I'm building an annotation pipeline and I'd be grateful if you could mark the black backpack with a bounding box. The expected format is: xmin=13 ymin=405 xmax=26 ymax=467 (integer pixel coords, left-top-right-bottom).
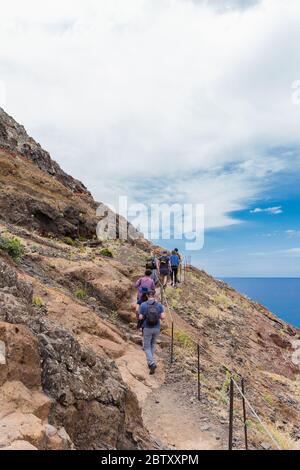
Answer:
xmin=146 ymin=301 xmax=160 ymax=327
xmin=160 ymin=256 xmax=169 ymax=265
xmin=146 ymin=257 xmax=156 ymax=270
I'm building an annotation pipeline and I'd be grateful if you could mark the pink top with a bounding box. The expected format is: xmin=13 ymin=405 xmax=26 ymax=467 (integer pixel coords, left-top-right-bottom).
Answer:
xmin=135 ymin=276 xmax=156 ymax=299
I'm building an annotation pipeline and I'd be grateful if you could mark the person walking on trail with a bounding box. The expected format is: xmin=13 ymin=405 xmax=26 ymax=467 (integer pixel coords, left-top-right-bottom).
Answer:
xmin=136 ymin=289 xmax=149 ymax=329
xmin=170 ymin=250 xmax=180 ymax=287
xmin=174 ymin=248 xmax=182 ymax=282
xmin=139 ymin=291 xmax=165 ymax=375
xmin=135 ymin=270 xmax=156 ymax=314
xmin=146 ymin=252 xmax=159 ymax=285
xmin=158 ymin=251 xmax=171 ymax=289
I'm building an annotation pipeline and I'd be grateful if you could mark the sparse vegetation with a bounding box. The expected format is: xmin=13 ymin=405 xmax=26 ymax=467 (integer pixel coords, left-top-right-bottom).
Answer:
xmin=220 ymin=370 xmax=232 ymax=402
xmin=246 ymin=420 xmax=296 ymax=450
xmin=214 ymin=293 xmax=231 ymax=308
xmin=174 ymin=330 xmax=194 ymax=350
xmin=75 ymin=289 xmax=87 ymax=299
xmin=109 ymin=310 xmax=119 ymax=324
xmin=263 ymin=393 xmax=274 ymax=406
xmin=63 ymin=236 xmax=76 ymax=247
xmin=218 ymin=369 xmax=239 ymax=405
xmin=0 ymin=235 xmax=24 ymax=262
xmin=166 ymin=287 xmax=182 ymax=310
xmin=265 ymin=424 xmax=297 ymax=450
xmin=99 ymin=247 xmax=113 ymax=258
xmin=32 ymin=296 xmax=44 ymax=308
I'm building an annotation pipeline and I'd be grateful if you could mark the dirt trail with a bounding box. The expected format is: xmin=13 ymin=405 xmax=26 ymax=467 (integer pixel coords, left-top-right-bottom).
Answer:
xmin=142 ymin=382 xmax=224 ymax=450
xmin=117 ymin=287 xmax=225 ymax=450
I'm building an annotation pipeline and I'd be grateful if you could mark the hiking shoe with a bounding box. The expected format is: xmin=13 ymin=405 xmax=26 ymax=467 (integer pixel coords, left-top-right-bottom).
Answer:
xmin=149 ymin=364 xmax=157 ymax=375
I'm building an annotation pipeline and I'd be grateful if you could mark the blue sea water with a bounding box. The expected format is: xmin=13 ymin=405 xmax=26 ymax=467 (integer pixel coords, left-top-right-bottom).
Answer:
xmin=222 ymin=278 xmax=300 ymax=329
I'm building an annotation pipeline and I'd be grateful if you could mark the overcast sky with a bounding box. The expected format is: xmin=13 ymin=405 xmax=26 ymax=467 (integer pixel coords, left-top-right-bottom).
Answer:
xmin=1 ymin=0 xmax=300 ymax=276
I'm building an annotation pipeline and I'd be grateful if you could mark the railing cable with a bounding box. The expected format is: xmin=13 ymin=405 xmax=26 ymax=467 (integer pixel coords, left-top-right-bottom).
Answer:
xmin=231 ymin=378 xmax=281 ymax=450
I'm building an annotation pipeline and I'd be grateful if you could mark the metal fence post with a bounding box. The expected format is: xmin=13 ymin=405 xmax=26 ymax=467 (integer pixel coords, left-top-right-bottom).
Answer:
xmin=241 ymin=378 xmax=248 ymax=450
xmin=197 ymin=344 xmax=201 ymax=401
xmin=170 ymin=321 xmax=174 ymax=364
xmin=229 ymin=378 xmax=234 ymax=451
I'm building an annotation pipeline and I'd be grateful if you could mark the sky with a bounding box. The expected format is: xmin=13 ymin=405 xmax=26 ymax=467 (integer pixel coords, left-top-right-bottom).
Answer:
xmin=1 ymin=0 xmax=300 ymax=276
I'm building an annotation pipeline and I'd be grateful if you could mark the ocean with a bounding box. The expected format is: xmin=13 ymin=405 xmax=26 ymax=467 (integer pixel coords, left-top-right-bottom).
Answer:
xmin=222 ymin=278 xmax=300 ymax=329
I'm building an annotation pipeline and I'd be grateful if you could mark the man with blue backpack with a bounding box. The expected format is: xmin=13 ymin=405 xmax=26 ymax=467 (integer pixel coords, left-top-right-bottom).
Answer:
xmin=139 ymin=290 xmax=165 ymax=375
xmin=170 ymin=250 xmax=180 ymax=287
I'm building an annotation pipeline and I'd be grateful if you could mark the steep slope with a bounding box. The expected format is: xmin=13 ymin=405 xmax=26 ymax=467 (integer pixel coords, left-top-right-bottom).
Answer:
xmin=0 ymin=108 xmax=300 ymax=451
xmin=0 ymin=108 xmax=152 ymax=450
xmin=0 ymin=107 xmax=143 ymax=242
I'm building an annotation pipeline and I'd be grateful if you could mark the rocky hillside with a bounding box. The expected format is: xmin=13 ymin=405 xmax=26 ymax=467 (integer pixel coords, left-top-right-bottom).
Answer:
xmin=0 ymin=108 xmax=300 ymax=451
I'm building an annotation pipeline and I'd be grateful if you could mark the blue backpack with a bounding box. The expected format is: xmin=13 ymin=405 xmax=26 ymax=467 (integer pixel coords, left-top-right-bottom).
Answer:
xmin=146 ymin=301 xmax=160 ymax=327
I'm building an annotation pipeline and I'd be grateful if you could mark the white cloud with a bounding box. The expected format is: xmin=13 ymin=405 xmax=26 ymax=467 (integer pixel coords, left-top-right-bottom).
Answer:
xmin=189 ymin=0 xmax=261 ymax=12
xmin=279 ymin=248 xmax=300 ymax=256
xmin=286 ymin=229 xmax=300 ymax=237
xmin=1 ymin=0 xmax=300 ymax=231
xmin=250 ymin=206 xmax=283 ymax=215
xmin=250 ymin=247 xmax=300 ymax=257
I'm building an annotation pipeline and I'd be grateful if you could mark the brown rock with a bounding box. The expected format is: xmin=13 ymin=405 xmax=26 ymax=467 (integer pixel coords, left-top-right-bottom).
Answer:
xmin=0 ymin=381 xmax=51 ymax=421
xmin=269 ymin=334 xmax=292 ymax=350
xmin=118 ymin=310 xmax=134 ymax=324
xmin=0 ymin=322 xmax=41 ymax=388
xmin=0 ymin=412 xmax=44 ymax=448
xmin=1 ymin=440 xmax=38 ymax=450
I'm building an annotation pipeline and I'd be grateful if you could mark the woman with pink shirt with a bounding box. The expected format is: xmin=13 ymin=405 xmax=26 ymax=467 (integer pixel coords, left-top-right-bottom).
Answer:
xmin=135 ymin=270 xmax=156 ymax=317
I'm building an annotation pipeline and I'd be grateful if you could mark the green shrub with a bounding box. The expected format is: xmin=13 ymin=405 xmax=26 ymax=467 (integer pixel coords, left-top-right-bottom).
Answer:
xmin=63 ymin=236 xmax=76 ymax=247
xmin=99 ymin=247 xmax=113 ymax=258
xmin=75 ymin=289 xmax=87 ymax=300
xmin=32 ymin=296 xmax=44 ymax=308
xmin=263 ymin=394 xmax=274 ymax=406
xmin=109 ymin=310 xmax=119 ymax=324
xmin=0 ymin=236 xmax=24 ymax=262
xmin=222 ymin=370 xmax=232 ymax=395
xmin=174 ymin=330 xmax=194 ymax=350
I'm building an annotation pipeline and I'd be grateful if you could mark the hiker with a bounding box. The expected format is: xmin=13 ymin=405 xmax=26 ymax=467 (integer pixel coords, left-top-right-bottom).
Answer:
xmin=135 ymin=270 xmax=156 ymax=314
xmin=174 ymin=248 xmax=182 ymax=282
xmin=170 ymin=250 xmax=180 ymax=287
xmin=158 ymin=251 xmax=171 ymax=288
xmin=146 ymin=252 xmax=159 ymax=284
xmin=139 ymin=290 xmax=165 ymax=375
xmin=136 ymin=289 xmax=149 ymax=329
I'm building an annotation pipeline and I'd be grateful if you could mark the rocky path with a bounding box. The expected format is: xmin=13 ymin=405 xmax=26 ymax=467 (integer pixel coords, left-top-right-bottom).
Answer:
xmin=142 ymin=382 xmax=224 ymax=450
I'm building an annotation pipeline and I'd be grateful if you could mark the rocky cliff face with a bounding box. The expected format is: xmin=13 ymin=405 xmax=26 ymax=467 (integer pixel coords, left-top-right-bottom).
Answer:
xmin=0 ymin=108 xmax=299 ymax=450
xmin=0 ymin=108 xmax=91 ymax=197
xmin=0 ymin=108 xmax=152 ymax=450
xmin=0 ymin=255 xmax=150 ymax=450
xmin=0 ymin=107 xmax=143 ymax=243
